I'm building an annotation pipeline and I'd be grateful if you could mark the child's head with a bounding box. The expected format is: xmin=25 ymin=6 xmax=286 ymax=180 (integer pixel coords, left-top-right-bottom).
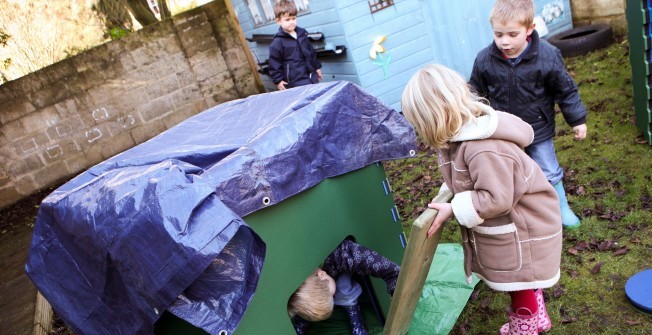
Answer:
xmin=274 ymin=0 xmax=298 ymax=34
xmin=489 ymin=0 xmax=535 ymax=58
xmin=287 ymin=269 xmax=336 ymax=321
xmin=490 ymin=0 xmax=534 ymax=28
xmin=401 ymin=64 xmax=487 ymax=149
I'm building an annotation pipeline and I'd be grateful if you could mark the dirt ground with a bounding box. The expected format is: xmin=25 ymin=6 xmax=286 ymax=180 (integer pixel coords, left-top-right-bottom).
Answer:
xmin=0 ymin=188 xmax=54 ymax=335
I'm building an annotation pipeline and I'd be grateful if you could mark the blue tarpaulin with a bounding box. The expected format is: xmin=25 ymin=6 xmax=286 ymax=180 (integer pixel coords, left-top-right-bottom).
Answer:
xmin=25 ymin=81 xmax=417 ymax=334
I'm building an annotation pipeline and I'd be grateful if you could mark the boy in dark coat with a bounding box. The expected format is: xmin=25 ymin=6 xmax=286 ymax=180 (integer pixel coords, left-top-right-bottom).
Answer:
xmin=469 ymin=0 xmax=588 ymax=229
xmin=269 ymin=0 xmax=322 ymax=90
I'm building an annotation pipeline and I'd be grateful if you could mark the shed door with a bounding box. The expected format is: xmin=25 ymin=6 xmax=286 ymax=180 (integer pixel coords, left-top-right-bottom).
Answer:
xmin=420 ymin=0 xmax=494 ymax=79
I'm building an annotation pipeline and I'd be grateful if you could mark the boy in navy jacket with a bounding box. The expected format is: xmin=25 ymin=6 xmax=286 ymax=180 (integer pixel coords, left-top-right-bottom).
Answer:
xmin=269 ymin=0 xmax=322 ymax=90
xmin=469 ymin=0 xmax=588 ymax=229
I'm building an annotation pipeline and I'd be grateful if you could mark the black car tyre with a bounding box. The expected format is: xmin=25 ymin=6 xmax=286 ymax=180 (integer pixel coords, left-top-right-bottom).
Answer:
xmin=547 ymin=24 xmax=613 ymax=57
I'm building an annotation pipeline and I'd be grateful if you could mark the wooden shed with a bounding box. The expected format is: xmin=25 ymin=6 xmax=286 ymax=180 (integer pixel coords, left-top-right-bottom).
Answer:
xmin=231 ymin=0 xmax=572 ymax=111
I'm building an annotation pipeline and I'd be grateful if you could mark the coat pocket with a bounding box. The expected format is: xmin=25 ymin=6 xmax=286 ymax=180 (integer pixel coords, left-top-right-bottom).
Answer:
xmin=471 ymin=223 xmax=521 ymax=271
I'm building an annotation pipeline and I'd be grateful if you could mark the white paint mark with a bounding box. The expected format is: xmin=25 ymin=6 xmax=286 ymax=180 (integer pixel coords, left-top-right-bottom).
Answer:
xmin=46 ymin=145 xmax=63 ymax=159
xmin=56 ymin=124 xmax=73 ymax=137
xmin=85 ymin=128 xmax=102 ymax=143
xmin=118 ymin=114 xmax=135 ymax=128
xmin=92 ymin=107 xmax=109 ymax=121
xmin=20 ymin=138 xmax=38 ymax=153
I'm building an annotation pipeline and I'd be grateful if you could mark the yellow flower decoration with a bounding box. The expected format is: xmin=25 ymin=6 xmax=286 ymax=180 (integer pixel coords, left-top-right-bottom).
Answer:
xmin=369 ymin=35 xmax=387 ymax=60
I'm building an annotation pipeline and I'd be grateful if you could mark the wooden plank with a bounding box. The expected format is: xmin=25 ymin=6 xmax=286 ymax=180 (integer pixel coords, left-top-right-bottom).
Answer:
xmin=33 ymin=291 xmax=52 ymax=335
xmin=383 ymin=188 xmax=453 ymax=335
xmin=225 ymin=0 xmax=265 ymax=93
xmin=0 ymin=226 xmax=37 ymax=335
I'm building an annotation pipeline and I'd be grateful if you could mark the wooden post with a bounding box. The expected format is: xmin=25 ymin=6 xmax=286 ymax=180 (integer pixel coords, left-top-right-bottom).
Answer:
xmin=33 ymin=291 xmax=52 ymax=335
xmin=383 ymin=189 xmax=453 ymax=335
xmin=224 ymin=0 xmax=266 ymax=94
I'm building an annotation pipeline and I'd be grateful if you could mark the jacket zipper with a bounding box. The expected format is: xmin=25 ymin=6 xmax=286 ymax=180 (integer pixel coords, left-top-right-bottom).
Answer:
xmin=509 ymin=66 xmax=516 ymax=113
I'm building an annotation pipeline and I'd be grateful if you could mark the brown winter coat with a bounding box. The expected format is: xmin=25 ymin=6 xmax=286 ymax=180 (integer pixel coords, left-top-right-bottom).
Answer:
xmin=437 ymin=106 xmax=562 ymax=291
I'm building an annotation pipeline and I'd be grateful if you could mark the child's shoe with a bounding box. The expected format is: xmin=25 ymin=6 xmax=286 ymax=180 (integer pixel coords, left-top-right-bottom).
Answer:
xmin=534 ymin=289 xmax=552 ymax=332
xmin=553 ymin=181 xmax=580 ymax=229
xmin=499 ymin=307 xmax=538 ymax=335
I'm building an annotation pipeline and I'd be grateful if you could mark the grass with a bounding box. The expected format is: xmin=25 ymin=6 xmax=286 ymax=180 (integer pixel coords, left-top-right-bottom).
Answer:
xmin=384 ymin=38 xmax=652 ymax=334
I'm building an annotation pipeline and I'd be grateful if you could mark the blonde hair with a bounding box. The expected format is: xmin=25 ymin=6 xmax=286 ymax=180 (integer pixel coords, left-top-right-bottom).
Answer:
xmin=274 ymin=0 xmax=298 ymax=19
xmin=287 ymin=269 xmax=334 ymax=321
xmin=490 ymin=0 xmax=534 ymax=27
xmin=401 ymin=64 xmax=487 ymax=149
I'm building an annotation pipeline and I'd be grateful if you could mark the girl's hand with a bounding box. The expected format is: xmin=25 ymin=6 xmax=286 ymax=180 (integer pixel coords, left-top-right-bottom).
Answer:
xmin=426 ymin=202 xmax=453 ymax=238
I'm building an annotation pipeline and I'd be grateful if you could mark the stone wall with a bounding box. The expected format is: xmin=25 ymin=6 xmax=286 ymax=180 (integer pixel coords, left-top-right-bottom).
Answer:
xmin=0 ymin=0 xmax=264 ymax=209
xmin=571 ymin=0 xmax=628 ymax=36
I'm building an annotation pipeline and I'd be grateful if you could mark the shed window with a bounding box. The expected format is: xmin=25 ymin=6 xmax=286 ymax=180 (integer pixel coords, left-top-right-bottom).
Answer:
xmin=246 ymin=0 xmax=310 ymax=26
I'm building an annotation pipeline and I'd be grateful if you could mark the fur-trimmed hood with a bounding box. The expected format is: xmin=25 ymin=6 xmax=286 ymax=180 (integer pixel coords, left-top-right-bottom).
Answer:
xmin=450 ymin=105 xmax=535 ymax=149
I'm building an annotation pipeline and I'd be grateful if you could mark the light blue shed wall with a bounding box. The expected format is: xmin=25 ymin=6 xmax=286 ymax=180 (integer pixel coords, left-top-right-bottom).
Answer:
xmin=231 ymin=0 xmax=572 ymax=111
xmin=232 ymin=1 xmax=359 ymax=92
xmin=333 ymin=0 xmax=494 ymax=111
xmin=333 ymin=0 xmax=572 ymax=111
xmin=420 ymin=1 xmax=495 ymax=79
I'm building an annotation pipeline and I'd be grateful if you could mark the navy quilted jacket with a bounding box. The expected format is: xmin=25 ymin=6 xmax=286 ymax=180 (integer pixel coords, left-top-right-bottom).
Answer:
xmin=469 ymin=30 xmax=587 ymax=144
xmin=268 ymin=26 xmax=321 ymax=87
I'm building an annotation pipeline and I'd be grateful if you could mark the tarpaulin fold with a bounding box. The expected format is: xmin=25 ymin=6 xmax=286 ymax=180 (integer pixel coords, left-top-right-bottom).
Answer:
xmin=25 ymin=81 xmax=417 ymax=334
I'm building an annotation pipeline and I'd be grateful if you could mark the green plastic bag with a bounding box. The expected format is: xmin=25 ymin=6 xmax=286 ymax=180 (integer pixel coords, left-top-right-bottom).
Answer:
xmin=409 ymin=243 xmax=480 ymax=335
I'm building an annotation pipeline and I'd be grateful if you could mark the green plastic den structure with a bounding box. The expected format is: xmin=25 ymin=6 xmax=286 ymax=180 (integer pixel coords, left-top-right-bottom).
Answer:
xmin=25 ymin=81 xmax=417 ymax=335
xmin=626 ymin=0 xmax=652 ymax=144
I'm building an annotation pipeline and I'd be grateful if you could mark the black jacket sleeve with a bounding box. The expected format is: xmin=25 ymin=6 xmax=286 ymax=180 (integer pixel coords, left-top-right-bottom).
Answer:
xmin=469 ymin=50 xmax=488 ymax=97
xmin=548 ymin=48 xmax=587 ymax=126
xmin=268 ymin=38 xmax=285 ymax=84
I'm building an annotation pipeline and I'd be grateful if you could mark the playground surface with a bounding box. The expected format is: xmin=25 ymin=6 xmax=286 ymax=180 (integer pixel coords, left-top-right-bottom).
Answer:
xmin=0 ymin=223 xmax=36 ymax=335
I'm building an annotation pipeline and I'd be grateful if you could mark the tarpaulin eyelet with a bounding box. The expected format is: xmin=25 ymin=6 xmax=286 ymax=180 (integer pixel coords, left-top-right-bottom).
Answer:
xmin=409 ymin=149 xmax=416 ymax=157
xmin=262 ymin=197 xmax=271 ymax=206
xmin=219 ymin=331 xmax=228 ymax=335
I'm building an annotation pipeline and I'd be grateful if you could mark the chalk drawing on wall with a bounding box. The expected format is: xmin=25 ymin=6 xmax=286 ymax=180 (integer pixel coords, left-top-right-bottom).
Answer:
xmin=20 ymin=138 xmax=38 ymax=154
xmin=85 ymin=128 xmax=103 ymax=143
xmin=56 ymin=124 xmax=73 ymax=137
xmin=92 ymin=107 xmax=109 ymax=121
xmin=118 ymin=114 xmax=136 ymax=128
xmin=46 ymin=145 xmax=64 ymax=159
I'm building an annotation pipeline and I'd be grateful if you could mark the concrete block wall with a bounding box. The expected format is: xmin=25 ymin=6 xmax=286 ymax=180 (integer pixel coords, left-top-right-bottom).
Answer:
xmin=0 ymin=0 xmax=263 ymax=209
xmin=571 ymin=0 xmax=628 ymax=36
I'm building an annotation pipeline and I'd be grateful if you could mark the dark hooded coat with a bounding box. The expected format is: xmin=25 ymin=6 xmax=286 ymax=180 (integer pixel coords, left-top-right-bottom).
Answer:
xmin=469 ymin=30 xmax=587 ymax=144
xmin=268 ymin=26 xmax=321 ymax=88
